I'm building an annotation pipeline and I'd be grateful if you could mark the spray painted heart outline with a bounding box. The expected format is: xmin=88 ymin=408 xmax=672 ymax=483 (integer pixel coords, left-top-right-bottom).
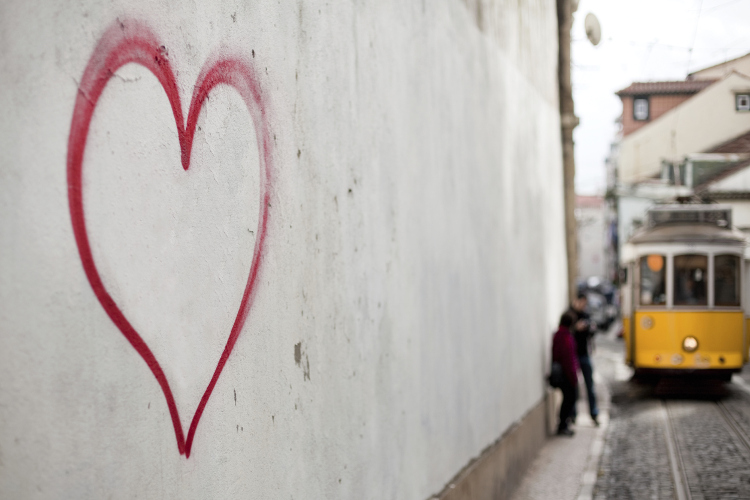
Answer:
xmin=67 ymin=19 xmax=273 ymax=458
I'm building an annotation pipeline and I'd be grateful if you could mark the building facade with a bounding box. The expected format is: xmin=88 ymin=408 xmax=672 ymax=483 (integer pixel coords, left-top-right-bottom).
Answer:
xmin=611 ymin=54 xmax=750 ymax=267
xmin=576 ymin=195 xmax=607 ymax=281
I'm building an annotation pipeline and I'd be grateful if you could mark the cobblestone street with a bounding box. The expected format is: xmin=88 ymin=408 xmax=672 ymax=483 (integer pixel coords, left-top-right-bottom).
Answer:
xmin=594 ymin=327 xmax=750 ymax=499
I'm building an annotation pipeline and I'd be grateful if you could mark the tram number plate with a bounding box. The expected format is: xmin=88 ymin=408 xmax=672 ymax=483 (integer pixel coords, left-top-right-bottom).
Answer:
xmin=694 ymin=354 xmax=710 ymax=367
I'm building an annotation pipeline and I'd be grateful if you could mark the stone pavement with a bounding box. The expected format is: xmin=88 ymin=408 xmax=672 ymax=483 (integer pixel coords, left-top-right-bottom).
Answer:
xmin=510 ymin=391 xmax=609 ymax=500
xmin=510 ymin=325 xmax=623 ymax=500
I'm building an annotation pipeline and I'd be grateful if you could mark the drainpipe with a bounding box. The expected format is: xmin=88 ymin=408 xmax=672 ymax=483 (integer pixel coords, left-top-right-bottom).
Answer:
xmin=558 ymin=0 xmax=579 ymax=304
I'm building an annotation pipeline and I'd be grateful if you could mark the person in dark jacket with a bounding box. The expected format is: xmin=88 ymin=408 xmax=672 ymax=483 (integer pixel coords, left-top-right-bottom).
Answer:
xmin=569 ymin=294 xmax=599 ymax=426
xmin=552 ymin=312 xmax=579 ymax=436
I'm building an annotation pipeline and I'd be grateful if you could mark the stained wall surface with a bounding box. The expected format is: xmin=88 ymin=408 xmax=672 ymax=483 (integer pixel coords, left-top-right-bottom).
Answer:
xmin=0 ymin=1 xmax=567 ymax=498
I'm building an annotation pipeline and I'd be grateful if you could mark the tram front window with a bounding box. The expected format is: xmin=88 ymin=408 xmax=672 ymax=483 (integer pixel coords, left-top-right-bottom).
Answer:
xmin=714 ymin=254 xmax=740 ymax=307
xmin=673 ymin=254 xmax=708 ymax=306
xmin=640 ymin=254 xmax=666 ymax=305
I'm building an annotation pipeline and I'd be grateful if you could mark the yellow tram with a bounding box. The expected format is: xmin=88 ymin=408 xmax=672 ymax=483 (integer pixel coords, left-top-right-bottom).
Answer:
xmin=621 ymin=204 xmax=748 ymax=379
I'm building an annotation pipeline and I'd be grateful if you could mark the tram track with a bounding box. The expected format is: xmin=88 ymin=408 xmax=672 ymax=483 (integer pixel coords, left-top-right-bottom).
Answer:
xmin=661 ymin=397 xmax=750 ymax=500
xmin=592 ymin=335 xmax=750 ymax=498
xmin=661 ymin=400 xmax=692 ymax=500
xmin=715 ymin=400 xmax=750 ymax=457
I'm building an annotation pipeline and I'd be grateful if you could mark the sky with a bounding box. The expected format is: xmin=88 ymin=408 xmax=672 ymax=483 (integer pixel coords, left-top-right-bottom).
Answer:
xmin=571 ymin=0 xmax=750 ymax=195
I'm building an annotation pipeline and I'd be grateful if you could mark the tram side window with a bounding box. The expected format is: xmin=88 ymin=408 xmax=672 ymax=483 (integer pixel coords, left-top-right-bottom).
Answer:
xmin=640 ymin=254 xmax=666 ymax=305
xmin=673 ymin=254 xmax=708 ymax=306
xmin=714 ymin=254 xmax=740 ymax=306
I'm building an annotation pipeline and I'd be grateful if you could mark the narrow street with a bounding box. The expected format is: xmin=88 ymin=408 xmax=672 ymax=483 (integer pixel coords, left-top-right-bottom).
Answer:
xmin=594 ymin=326 xmax=750 ymax=499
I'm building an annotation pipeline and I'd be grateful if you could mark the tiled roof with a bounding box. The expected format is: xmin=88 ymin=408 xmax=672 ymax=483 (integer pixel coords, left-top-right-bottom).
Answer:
xmin=693 ymin=158 xmax=750 ymax=192
xmin=576 ymin=195 xmax=604 ymax=208
xmin=693 ymin=130 xmax=750 ymax=191
xmin=707 ymin=129 xmax=750 ymax=154
xmin=616 ymin=80 xmax=716 ymax=96
xmin=702 ymin=191 xmax=750 ymax=200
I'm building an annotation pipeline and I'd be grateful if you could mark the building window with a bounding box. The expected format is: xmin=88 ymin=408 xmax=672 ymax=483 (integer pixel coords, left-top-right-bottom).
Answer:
xmin=736 ymin=94 xmax=750 ymax=111
xmin=633 ymin=97 xmax=649 ymax=121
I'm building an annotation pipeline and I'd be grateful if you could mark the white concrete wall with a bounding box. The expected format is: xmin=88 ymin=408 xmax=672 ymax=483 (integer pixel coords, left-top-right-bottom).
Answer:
xmin=706 ymin=168 xmax=750 ymax=229
xmin=618 ymin=196 xmax=654 ymax=262
xmin=727 ymin=201 xmax=750 ymax=230
xmin=618 ymin=73 xmax=750 ymax=183
xmin=690 ymin=53 xmax=750 ymax=80
xmin=0 ymin=2 xmax=567 ymax=499
xmin=710 ymin=166 xmax=750 ymax=192
xmin=576 ymin=203 xmax=606 ymax=280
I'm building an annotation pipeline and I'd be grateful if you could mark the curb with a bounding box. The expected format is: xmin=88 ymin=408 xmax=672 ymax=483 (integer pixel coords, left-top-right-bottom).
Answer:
xmin=574 ymin=411 xmax=608 ymax=500
xmin=575 ymin=368 xmax=612 ymax=500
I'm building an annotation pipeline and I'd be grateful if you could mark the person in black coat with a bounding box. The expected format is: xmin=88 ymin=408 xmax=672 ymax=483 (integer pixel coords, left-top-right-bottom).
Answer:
xmin=569 ymin=293 xmax=599 ymax=426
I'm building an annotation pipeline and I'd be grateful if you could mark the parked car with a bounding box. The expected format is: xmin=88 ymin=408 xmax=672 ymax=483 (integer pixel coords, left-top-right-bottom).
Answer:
xmin=577 ymin=277 xmax=618 ymax=331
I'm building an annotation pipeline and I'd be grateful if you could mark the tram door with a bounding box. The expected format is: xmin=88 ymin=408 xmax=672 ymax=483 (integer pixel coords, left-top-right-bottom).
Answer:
xmin=621 ymin=261 xmax=635 ymax=366
xmin=745 ymin=256 xmax=750 ymax=362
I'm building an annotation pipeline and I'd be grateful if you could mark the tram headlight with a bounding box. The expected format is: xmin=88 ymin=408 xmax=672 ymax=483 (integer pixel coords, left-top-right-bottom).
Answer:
xmin=682 ymin=336 xmax=699 ymax=353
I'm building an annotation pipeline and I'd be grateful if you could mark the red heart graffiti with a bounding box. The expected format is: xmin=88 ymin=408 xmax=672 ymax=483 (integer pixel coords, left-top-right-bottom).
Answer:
xmin=66 ymin=19 xmax=273 ymax=458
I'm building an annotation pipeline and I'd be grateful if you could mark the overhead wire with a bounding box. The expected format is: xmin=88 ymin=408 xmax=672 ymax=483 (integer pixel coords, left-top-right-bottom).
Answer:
xmin=686 ymin=0 xmax=704 ymax=74
xmin=573 ymin=38 xmax=748 ymax=53
xmin=704 ymin=0 xmax=746 ymax=13
xmin=669 ymin=0 xmax=705 ymax=163
xmin=572 ymin=0 xmax=748 ymax=192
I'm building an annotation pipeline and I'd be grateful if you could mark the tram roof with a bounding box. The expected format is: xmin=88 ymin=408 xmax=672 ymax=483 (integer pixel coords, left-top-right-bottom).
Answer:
xmin=630 ymin=223 xmax=747 ymax=245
